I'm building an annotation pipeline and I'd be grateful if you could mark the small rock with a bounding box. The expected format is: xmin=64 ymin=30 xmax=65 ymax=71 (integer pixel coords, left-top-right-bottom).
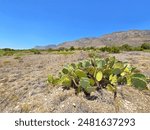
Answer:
xmin=73 ymin=103 xmax=76 ymax=107
xmin=61 ymin=105 xmax=65 ymax=108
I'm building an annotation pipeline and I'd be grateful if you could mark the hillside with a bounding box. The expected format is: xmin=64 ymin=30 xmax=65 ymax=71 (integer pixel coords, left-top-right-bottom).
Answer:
xmin=35 ymin=30 xmax=150 ymax=49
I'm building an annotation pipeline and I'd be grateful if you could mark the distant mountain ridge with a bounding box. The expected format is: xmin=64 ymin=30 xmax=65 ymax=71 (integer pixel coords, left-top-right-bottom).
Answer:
xmin=34 ymin=30 xmax=150 ymax=49
xmin=34 ymin=45 xmax=57 ymax=49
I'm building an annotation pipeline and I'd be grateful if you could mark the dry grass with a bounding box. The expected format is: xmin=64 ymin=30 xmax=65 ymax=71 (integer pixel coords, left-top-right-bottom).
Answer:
xmin=0 ymin=51 xmax=150 ymax=113
xmin=3 ymin=60 xmax=11 ymax=64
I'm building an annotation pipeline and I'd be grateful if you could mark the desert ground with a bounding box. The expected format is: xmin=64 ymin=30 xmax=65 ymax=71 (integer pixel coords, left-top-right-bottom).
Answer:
xmin=0 ymin=51 xmax=150 ymax=112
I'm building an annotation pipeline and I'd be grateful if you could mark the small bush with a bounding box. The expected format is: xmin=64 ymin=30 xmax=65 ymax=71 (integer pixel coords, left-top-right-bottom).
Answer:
xmin=3 ymin=51 xmax=14 ymax=56
xmin=132 ymin=47 xmax=143 ymax=51
xmin=77 ymin=47 xmax=82 ymax=50
xmin=88 ymin=51 xmax=99 ymax=58
xmin=47 ymin=48 xmax=54 ymax=52
xmin=111 ymin=47 xmax=120 ymax=53
xmin=100 ymin=46 xmax=120 ymax=53
xmin=30 ymin=49 xmax=41 ymax=54
xmin=100 ymin=46 xmax=110 ymax=52
xmin=141 ymin=43 xmax=150 ymax=49
xmin=0 ymin=48 xmax=15 ymax=56
xmin=89 ymin=46 xmax=95 ymax=50
xmin=70 ymin=46 xmax=75 ymax=51
xmin=2 ymin=48 xmax=14 ymax=51
xmin=55 ymin=51 xmax=74 ymax=55
xmin=120 ymin=44 xmax=132 ymax=51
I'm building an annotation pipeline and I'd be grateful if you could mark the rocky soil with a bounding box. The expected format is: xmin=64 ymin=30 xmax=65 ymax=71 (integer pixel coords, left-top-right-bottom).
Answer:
xmin=0 ymin=51 xmax=150 ymax=113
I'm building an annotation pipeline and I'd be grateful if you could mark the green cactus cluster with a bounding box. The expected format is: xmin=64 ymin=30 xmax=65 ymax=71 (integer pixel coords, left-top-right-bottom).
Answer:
xmin=48 ymin=57 xmax=149 ymax=98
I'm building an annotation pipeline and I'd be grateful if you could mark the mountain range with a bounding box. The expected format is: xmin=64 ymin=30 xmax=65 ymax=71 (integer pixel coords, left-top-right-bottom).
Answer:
xmin=34 ymin=30 xmax=150 ymax=49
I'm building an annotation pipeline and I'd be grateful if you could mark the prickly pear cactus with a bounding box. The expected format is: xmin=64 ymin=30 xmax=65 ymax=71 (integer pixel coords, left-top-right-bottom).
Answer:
xmin=48 ymin=56 xmax=149 ymax=98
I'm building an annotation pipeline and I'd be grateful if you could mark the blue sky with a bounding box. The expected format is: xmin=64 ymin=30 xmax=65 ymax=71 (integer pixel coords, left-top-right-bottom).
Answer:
xmin=0 ymin=0 xmax=150 ymax=49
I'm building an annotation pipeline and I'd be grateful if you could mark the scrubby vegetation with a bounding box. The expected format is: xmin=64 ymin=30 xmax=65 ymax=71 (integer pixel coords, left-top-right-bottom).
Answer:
xmin=0 ymin=43 xmax=150 ymax=57
xmin=0 ymin=48 xmax=15 ymax=56
xmin=48 ymin=56 xmax=149 ymax=100
xmin=99 ymin=46 xmax=120 ymax=53
xmin=141 ymin=43 xmax=150 ymax=50
xmin=70 ymin=46 xmax=75 ymax=51
xmin=29 ymin=49 xmax=41 ymax=54
xmin=78 ymin=43 xmax=150 ymax=53
xmin=119 ymin=44 xmax=133 ymax=51
xmin=52 ymin=50 xmax=74 ymax=55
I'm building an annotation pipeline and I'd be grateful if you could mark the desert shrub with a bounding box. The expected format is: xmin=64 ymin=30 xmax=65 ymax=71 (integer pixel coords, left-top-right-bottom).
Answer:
xmin=0 ymin=50 xmax=4 ymax=56
xmin=30 ymin=49 xmax=41 ymax=54
xmin=120 ymin=44 xmax=133 ymax=51
xmin=70 ymin=46 xmax=75 ymax=51
xmin=0 ymin=48 xmax=15 ymax=56
xmin=100 ymin=46 xmax=110 ymax=52
xmin=55 ymin=51 xmax=74 ymax=55
xmin=132 ymin=47 xmax=143 ymax=51
xmin=85 ymin=46 xmax=95 ymax=50
xmin=141 ymin=43 xmax=150 ymax=49
xmin=47 ymin=48 xmax=54 ymax=52
xmin=88 ymin=51 xmax=99 ymax=58
xmin=76 ymin=47 xmax=82 ymax=50
xmin=84 ymin=47 xmax=89 ymax=50
xmin=111 ymin=46 xmax=120 ymax=53
xmin=100 ymin=46 xmax=120 ymax=53
xmin=2 ymin=48 xmax=14 ymax=51
xmin=3 ymin=51 xmax=14 ymax=56
xmin=88 ymin=51 xmax=96 ymax=58
xmin=48 ymin=56 xmax=149 ymax=99
xmin=82 ymin=47 xmax=85 ymax=50
xmin=89 ymin=46 xmax=95 ymax=50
